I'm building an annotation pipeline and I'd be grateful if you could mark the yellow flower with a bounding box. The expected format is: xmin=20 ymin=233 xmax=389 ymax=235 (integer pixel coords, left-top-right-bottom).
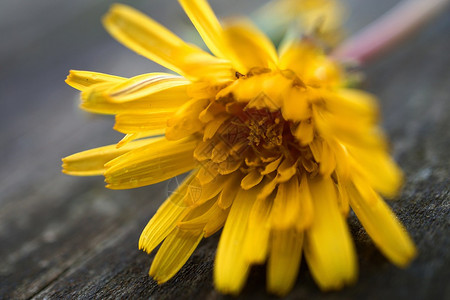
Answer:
xmin=62 ymin=0 xmax=416 ymax=296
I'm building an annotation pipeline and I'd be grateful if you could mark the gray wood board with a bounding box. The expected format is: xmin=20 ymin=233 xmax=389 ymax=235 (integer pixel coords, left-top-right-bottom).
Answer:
xmin=0 ymin=0 xmax=449 ymax=299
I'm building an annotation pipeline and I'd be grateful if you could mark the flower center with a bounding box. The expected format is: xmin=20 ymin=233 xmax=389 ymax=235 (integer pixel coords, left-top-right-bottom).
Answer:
xmin=194 ymin=94 xmax=319 ymax=181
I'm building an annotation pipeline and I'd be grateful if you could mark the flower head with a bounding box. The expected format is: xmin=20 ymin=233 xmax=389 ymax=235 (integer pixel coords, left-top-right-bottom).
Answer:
xmin=63 ymin=0 xmax=416 ymax=296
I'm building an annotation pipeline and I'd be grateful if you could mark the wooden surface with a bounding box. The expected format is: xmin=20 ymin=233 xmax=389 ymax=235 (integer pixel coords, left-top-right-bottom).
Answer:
xmin=0 ymin=0 xmax=449 ymax=299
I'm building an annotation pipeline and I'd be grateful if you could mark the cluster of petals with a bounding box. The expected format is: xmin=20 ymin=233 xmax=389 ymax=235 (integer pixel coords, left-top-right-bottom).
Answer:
xmin=63 ymin=0 xmax=416 ymax=296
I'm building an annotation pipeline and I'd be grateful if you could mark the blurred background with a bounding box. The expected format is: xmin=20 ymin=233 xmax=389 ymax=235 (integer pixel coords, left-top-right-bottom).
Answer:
xmin=0 ymin=0 xmax=449 ymax=299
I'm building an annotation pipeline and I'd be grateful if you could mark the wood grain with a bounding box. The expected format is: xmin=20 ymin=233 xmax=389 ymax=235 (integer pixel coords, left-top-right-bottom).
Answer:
xmin=0 ymin=1 xmax=448 ymax=299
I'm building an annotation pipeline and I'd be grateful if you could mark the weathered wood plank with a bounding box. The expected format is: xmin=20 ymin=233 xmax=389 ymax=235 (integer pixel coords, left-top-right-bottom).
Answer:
xmin=0 ymin=0 xmax=449 ymax=299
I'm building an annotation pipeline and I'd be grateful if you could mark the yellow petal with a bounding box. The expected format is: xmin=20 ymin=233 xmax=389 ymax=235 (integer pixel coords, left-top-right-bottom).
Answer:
xmin=103 ymin=4 xmax=232 ymax=81
xmin=165 ymin=98 xmax=209 ymax=140
xmin=301 ymin=155 xmax=317 ymax=173
xmin=217 ymin=172 xmax=242 ymax=209
xmin=178 ymin=196 xmax=216 ymax=226
xmin=280 ymin=40 xmax=343 ymax=87
xmin=217 ymin=75 xmax=266 ymax=103
xmin=62 ymin=138 xmax=159 ymax=176
xmin=202 ymin=142 xmax=229 ymax=163
xmin=106 ymin=73 xmax=190 ymax=103
xmin=324 ymin=88 xmax=378 ymax=121
xmin=267 ymin=229 xmax=303 ymax=296
xmin=253 ymin=72 xmax=292 ymax=109
xmin=276 ymin=157 xmax=298 ymax=183
xmin=332 ymin=140 xmax=351 ymax=180
xmin=194 ymin=139 xmax=215 ymax=161
xmin=199 ymin=100 xmax=226 ymax=123
xmin=203 ymin=209 xmax=230 ymax=238
xmin=80 ymin=82 xmax=189 ymax=115
xmin=217 ymin=157 xmax=242 ymax=175
xmin=203 ymin=206 xmax=229 ymax=237
xmin=309 ymin=137 xmax=322 ymax=162
xmin=214 ymin=186 xmax=261 ymax=294
xmin=210 ymin=140 xmax=229 ymax=163
xmin=319 ymin=140 xmax=336 ymax=177
xmin=178 ymin=0 xmax=227 ymax=60
xmin=244 ymin=152 xmax=262 ymax=167
xmin=347 ymin=145 xmax=403 ymax=198
xmin=243 ymin=195 xmax=273 ymax=263
xmin=187 ymin=81 xmax=222 ymax=99
xmin=150 ymin=227 xmax=203 ymax=284
xmin=241 ymin=169 xmax=264 ymax=190
xmin=347 ymin=179 xmax=416 ymax=267
xmin=196 ymin=161 xmax=219 ymax=184
xmin=222 ymin=19 xmax=278 ymax=73
xmin=281 ymin=87 xmax=311 ymax=121
xmin=178 ymin=200 xmax=229 ymax=237
xmin=279 ymin=41 xmax=322 ymax=84
xmin=313 ymin=107 xmax=383 ymax=148
xmin=116 ymin=131 xmax=164 ymax=148
xmin=65 ymin=70 xmax=125 ymax=91
xmin=114 ymin=111 xmax=174 ymax=134
xmin=294 ymin=119 xmax=314 ymax=145
xmin=257 ymin=176 xmax=278 ymax=200
xmin=336 ymin=172 xmax=350 ymax=215
xmin=270 ymin=175 xmax=300 ymax=229
xmin=297 ymin=173 xmax=314 ymax=230
xmin=217 ymin=72 xmax=290 ymax=110
xmin=260 ymin=156 xmax=282 ymax=175
xmin=104 ymin=137 xmax=197 ymax=189
xmin=189 ymin=175 xmax=229 ymax=206
xmin=203 ymin=114 xmax=229 ymax=140
xmin=311 ymin=90 xmax=378 ymax=144
xmin=304 ymin=176 xmax=357 ymax=290
xmin=139 ymin=171 xmax=197 ymax=254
